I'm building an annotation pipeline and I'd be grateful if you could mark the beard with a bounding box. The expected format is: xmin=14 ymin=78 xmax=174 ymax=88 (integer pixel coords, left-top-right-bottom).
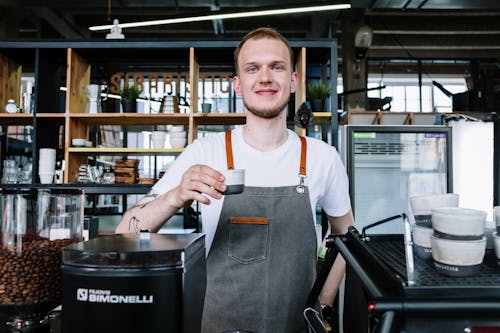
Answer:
xmin=243 ymin=95 xmax=290 ymax=119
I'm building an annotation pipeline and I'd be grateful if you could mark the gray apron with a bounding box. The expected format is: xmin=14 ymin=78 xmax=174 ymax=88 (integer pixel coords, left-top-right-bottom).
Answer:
xmin=201 ymin=132 xmax=317 ymax=333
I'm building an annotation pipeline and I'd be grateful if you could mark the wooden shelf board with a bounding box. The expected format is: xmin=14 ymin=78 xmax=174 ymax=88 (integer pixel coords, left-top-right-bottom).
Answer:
xmin=68 ymin=147 xmax=184 ymax=154
xmin=69 ymin=113 xmax=190 ymax=125
xmin=193 ymin=112 xmax=246 ymax=125
xmin=313 ymin=112 xmax=332 ymax=118
xmin=36 ymin=113 xmax=66 ymax=118
xmin=0 ymin=113 xmax=33 ymax=125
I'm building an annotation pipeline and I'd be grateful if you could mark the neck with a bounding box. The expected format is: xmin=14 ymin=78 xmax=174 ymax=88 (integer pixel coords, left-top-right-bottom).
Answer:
xmin=243 ymin=112 xmax=288 ymax=151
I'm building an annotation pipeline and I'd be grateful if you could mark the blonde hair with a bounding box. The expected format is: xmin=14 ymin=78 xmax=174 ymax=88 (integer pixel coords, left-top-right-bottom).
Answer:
xmin=234 ymin=27 xmax=294 ymax=74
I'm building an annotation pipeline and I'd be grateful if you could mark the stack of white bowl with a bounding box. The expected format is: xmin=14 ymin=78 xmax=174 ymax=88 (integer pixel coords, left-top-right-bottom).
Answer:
xmin=409 ymin=193 xmax=459 ymax=260
xmin=39 ymin=148 xmax=56 ymax=184
xmin=168 ymin=125 xmax=187 ymax=148
xmin=492 ymin=206 xmax=500 ymax=265
xmin=430 ymin=207 xmax=487 ymax=277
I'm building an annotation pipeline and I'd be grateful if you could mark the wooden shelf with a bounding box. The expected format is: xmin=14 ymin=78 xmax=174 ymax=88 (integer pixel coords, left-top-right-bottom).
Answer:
xmin=68 ymin=147 xmax=184 ymax=154
xmin=313 ymin=112 xmax=332 ymax=118
xmin=0 ymin=113 xmax=33 ymax=125
xmin=68 ymin=113 xmax=190 ymax=125
xmin=346 ymin=111 xmax=439 ymax=125
xmin=0 ymin=183 xmax=152 ymax=194
xmin=36 ymin=113 xmax=66 ymax=118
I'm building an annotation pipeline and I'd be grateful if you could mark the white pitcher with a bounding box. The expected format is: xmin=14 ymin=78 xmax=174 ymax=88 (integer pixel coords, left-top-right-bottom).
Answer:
xmin=85 ymin=84 xmax=108 ymax=113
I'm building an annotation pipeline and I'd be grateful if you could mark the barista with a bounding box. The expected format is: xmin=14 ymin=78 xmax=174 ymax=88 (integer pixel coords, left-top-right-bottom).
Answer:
xmin=115 ymin=27 xmax=354 ymax=332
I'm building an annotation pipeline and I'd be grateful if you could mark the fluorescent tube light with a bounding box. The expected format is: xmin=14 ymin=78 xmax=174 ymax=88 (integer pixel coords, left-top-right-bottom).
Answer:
xmin=89 ymin=3 xmax=351 ymax=31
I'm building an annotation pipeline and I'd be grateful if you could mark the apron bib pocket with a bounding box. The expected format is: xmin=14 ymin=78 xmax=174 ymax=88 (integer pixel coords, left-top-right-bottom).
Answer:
xmin=228 ymin=217 xmax=269 ymax=264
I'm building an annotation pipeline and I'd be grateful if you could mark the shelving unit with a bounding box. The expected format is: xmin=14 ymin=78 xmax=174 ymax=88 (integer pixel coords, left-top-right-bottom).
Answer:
xmin=0 ymin=39 xmax=338 ymax=231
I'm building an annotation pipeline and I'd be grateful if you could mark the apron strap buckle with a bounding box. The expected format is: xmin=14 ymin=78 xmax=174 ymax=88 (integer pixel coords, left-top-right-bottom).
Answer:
xmin=296 ymin=175 xmax=306 ymax=194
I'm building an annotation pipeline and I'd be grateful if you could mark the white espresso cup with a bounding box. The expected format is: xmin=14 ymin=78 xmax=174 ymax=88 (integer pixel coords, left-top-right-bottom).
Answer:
xmin=220 ymin=169 xmax=245 ymax=195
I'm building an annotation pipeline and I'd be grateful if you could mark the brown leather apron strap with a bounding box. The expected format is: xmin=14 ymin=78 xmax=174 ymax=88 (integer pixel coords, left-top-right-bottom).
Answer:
xmin=226 ymin=131 xmax=306 ymax=175
xmin=299 ymin=136 xmax=307 ymax=176
xmin=225 ymin=131 xmax=235 ymax=170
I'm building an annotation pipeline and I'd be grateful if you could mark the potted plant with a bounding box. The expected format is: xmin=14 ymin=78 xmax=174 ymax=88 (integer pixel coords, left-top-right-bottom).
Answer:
xmin=306 ymin=81 xmax=330 ymax=112
xmin=119 ymin=85 xmax=141 ymax=113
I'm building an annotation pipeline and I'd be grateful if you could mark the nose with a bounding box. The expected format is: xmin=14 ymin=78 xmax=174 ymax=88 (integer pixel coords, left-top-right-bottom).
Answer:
xmin=258 ymin=66 xmax=273 ymax=83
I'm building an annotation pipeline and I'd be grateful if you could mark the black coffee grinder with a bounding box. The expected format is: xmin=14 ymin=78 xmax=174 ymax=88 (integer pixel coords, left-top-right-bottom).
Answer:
xmin=61 ymin=232 xmax=206 ymax=333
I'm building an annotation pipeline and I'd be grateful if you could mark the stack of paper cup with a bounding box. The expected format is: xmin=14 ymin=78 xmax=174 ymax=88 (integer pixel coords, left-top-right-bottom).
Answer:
xmin=39 ymin=148 xmax=56 ymax=184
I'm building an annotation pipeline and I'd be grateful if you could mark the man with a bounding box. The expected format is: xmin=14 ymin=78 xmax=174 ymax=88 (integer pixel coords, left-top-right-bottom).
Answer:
xmin=116 ymin=27 xmax=354 ymax=332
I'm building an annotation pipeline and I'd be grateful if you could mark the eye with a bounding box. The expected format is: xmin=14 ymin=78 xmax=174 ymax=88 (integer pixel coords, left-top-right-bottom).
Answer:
xmin=246 ymin=66 xmax=258 ymax=73
xmin=272 ymin=63 xmax=284 ymax=71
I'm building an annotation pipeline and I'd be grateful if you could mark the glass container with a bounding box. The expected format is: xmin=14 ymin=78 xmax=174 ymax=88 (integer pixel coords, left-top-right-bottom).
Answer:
xmin=0 ymin=188 xmax=84 ymax=332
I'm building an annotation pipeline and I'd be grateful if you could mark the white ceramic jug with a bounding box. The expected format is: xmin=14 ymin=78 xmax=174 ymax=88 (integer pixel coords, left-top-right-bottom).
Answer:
xmin=85 ymin=84 xmax=108 ymax=113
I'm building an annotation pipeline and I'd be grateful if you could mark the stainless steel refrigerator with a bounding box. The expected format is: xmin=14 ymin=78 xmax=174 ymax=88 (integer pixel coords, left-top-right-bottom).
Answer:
xmin=340 ymin=125 xmax=453 ymax=234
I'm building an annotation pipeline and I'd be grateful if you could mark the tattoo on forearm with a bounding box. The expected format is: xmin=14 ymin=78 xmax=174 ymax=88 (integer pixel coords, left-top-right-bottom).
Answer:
xmin=129 ymin=216 xmax=141 ymax=233
xmin=140 ymin=191 xmax=158 ymax=209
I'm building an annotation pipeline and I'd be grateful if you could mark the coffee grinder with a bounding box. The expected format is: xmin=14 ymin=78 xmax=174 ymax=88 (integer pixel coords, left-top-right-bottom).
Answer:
xmin=61 ymin=232 xmax=206 ymax=333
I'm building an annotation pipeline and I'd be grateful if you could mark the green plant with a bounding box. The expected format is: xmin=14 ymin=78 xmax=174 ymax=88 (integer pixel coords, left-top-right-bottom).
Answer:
xmin=306 ymin=81 xmax=330 ymax=101
xmin=119 ymin=85 xmax=141 ymax=101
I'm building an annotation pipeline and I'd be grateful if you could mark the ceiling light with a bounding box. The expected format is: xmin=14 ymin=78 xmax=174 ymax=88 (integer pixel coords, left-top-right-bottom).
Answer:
xmin=89 ymin=3 xmax=351 ymax=31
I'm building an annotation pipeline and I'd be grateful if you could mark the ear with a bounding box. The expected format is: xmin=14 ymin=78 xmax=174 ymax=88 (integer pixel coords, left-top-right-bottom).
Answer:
xmin=233 ymin=76 xmax=242 ymax=96
xmin=290 ymin=71 xmax=298 ymax=94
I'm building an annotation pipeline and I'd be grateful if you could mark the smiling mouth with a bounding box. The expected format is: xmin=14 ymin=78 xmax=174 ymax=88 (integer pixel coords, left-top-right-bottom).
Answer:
xmin=256 ymin=89 xmax=277 ymax=95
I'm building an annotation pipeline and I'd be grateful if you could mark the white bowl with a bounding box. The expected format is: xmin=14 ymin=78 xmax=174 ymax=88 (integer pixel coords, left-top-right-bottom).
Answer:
xmin=410 ymin=193 xmax=459 ymax=227
xmin=85 ymin=140 xmax=93 ymax=147
xmin=410 ymin=193 xmax=459 ymax=214
xmin=493 ymin=232 xmax=500 ymax=263
xmin=170 ymin=137 xmax=187 ymax=148
xmin=169 ymin=125 xmax=184 ymax=133
xmin=432 ymin=207 xmax=486 ymax=238
xmin=494 ymin=206 xmax=500 ymax=232
xmin=169 ymin=131 xmax=186 ymax=138
xmin=431 ymin=235 xmax=486 ymax=276
xmin=72 ymin=138 xmax=86 ymax=147
xmin=412 ymin=225 xmax=433 ymax=260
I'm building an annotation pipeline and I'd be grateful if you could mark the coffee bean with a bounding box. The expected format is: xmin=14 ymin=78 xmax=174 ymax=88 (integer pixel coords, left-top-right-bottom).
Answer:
xmin=0 ymin=238 xmax=79 ymax=305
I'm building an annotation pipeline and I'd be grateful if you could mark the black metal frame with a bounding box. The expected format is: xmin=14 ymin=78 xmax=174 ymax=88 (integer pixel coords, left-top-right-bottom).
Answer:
xmin=331 ymin=226 xmax=500 ymax=333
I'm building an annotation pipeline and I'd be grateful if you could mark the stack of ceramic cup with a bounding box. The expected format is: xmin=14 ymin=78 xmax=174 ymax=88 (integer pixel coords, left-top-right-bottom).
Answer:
xmin=151 ymin=130 xmax=166 ymax=148
xmin=430 ymin=207 xmax=487 ymax=277
xmin=409 ymin=193 xmax=459 ymax=260
xmin=38 ymin=148 xmax=56 ymax=184
xmin=492 ymin=206 xmax=500 ymax=265
xmin=168 ymin=125 xmax=187 ymax=148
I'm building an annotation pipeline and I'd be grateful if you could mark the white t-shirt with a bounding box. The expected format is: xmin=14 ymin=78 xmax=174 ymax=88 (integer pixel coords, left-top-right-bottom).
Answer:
xmin=153 ymin=127 xmax=351 ymax=252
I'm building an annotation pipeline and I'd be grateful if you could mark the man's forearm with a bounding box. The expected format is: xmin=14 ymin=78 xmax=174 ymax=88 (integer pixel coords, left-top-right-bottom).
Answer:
xmin=115 ymin=190 xmax=183 ymax=233
xmin=319 ymin=255 xmax=346 ymax=306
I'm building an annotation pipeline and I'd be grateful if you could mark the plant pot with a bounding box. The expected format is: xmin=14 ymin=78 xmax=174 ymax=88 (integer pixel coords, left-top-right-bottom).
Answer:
xmin=310 ymin=99 xmax=325 ymax=113
xmin=102 ymin=99 xmax=118 ymax=113
xmin=201 ymin=103 xmax=212 ymax=113
xmin=121 ymin=98 xmax=137 ymax=113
